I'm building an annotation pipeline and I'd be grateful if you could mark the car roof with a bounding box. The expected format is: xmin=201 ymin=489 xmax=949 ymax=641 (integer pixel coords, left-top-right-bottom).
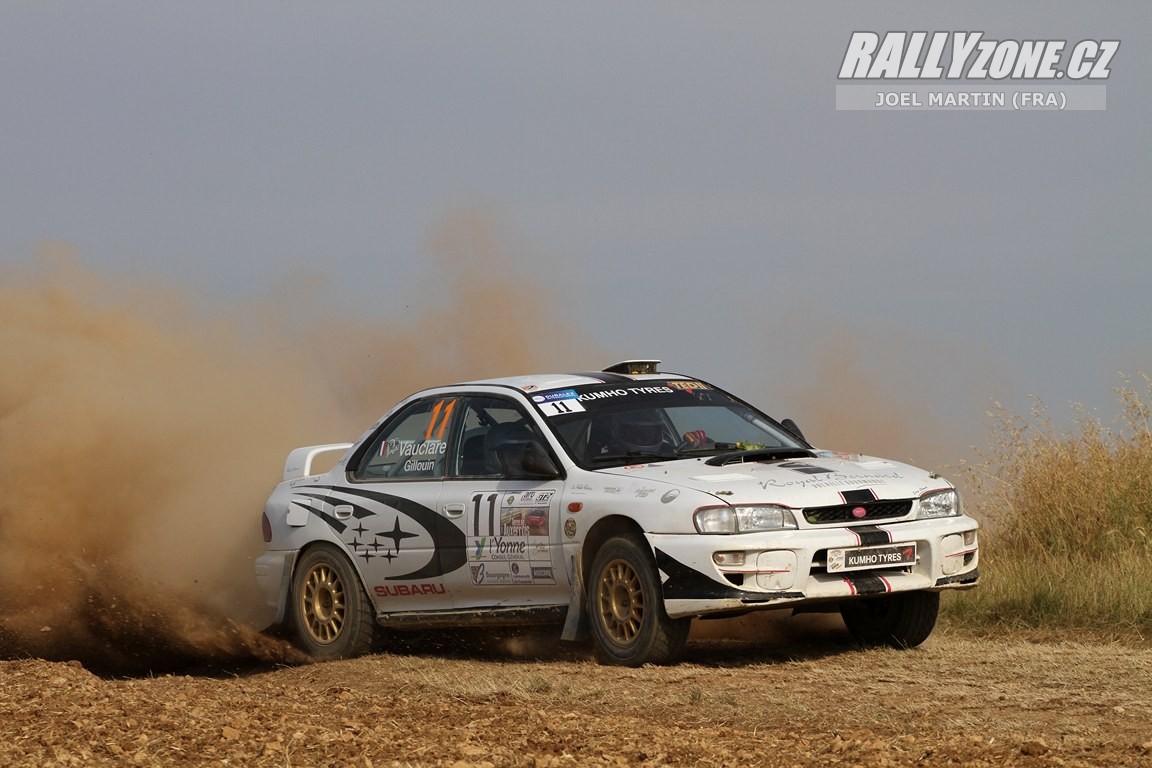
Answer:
xmin=454 ymin=361 xmax=697 ymax=394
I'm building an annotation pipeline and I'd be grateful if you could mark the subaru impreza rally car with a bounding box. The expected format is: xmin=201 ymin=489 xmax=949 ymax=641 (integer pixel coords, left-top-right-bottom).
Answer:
xmin=257 ymin=361 xmax=979 ymax=666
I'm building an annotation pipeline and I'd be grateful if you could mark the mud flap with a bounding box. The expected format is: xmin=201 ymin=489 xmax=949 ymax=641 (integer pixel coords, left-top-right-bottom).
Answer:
xmin=561 ymin=554 xmax=588 ymax=641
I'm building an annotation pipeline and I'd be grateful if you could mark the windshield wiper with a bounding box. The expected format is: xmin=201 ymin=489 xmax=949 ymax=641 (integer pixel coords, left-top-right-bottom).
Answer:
xmin=675 ymin=442 xmax=741 ymax=456
xmin=704 ymin=447 xmax=815 ymax=467
xmin=589 ymin=451 xmax=681 ymax=464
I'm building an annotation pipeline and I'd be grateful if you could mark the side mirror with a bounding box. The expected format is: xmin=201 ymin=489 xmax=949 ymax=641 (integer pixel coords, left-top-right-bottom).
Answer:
xmin=497 ymin=441 xmax=562 ymax=480
xmin=780 ymin=418 xmax=807 ymax=443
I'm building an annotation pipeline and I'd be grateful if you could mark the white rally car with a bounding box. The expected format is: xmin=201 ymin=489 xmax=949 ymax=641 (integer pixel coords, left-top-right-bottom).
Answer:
xmin=257 ymin=361 xmax=979 ymax=665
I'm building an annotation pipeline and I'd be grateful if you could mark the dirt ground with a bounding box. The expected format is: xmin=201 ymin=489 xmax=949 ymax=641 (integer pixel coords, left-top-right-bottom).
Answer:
xmin=3 ymin=617 xmax=1151 ymax=768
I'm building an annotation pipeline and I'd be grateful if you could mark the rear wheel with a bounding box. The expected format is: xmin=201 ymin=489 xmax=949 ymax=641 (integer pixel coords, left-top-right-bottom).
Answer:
xmin=291 ymin=544 xmax=376 ymax=660
xmin=839 ymin=590 xmax=939 ymax=648
xmin=588 ymin=536 xmax=690 ymax=666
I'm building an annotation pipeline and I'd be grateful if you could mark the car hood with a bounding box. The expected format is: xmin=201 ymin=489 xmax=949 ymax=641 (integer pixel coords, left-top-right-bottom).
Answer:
xmin=597 ymin=452 xmax=946 ymax=507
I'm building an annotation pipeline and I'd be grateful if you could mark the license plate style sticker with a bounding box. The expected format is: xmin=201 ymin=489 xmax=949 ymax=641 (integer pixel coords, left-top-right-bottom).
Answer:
xmin=828 ymin=542 xmax=917 ymax=572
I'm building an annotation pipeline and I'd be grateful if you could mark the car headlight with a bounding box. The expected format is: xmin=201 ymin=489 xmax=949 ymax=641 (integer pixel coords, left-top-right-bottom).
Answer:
xmin=918 ymin=488 xmax=961 ymax=519
xmin=694 ymin=504 xmax=798 ymax=534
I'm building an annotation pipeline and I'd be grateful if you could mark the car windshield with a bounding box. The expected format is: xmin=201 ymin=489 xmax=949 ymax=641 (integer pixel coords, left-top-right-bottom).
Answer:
xmin=530 ymin=379 xmax=807 ymax=469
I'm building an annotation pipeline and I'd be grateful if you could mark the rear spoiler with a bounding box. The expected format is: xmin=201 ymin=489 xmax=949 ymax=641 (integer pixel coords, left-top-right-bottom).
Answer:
xmin=283 ymin=443 xmax=354 ymax=481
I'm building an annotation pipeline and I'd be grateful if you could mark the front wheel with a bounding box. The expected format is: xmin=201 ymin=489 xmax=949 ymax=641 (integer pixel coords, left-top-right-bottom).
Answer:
xmin=588 ymin=536 xmax=690 ymax=666
xmin=839 ymin=590 xmax=939 ymax=648
xmin=290 ymin=544 xmax=376 ymax=660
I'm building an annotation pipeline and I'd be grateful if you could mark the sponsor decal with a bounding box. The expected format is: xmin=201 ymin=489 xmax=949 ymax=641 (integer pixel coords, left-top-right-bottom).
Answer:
xmin=836 ymin=32 xmax=1118 ymax=112
xmin=467 ymin=490 xmax=555 ymax=585
xmin=532 ymin=389 xmax=579 ymax=403
xmin=760 ymin=471 xmax=904 ymax=491
xmin=473 ymin=536 xmax=529 ymax=557
xmin=661 ymin=489 xmax=680 ymax=504
xmin=563 ymin=518 xmax=577 ymax=539
xmin=382 ymin=438 xmax=447 ymax=458
xmin=374 ymin=583 xmax=446 ymax=597
xmin=380 ymin=437 xmax=447 ymax=473
xmin=577 ymin=386 xmax=675 ymax=402
xmin=667 ymin=381 xmax=712 ymax=392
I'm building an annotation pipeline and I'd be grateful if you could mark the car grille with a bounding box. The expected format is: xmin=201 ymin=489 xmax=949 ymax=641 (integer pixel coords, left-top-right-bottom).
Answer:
xmin=803 ymin=499 xmax=913 ymax=525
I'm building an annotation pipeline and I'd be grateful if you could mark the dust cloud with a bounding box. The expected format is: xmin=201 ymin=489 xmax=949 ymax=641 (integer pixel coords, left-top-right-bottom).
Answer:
xmin=0 ymin=214 xmax=597 ymax=672
xmin=0 ymin=212 xmax=989 ymax=672
xmin=766 ymin=333 xmax=993 ymax=478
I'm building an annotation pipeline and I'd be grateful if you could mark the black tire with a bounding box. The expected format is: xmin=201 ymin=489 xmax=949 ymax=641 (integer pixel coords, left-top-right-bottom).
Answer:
xmin=587 ymin=535 xmax=690 ymax=666
xmin=290 ymin=544 xmax=376 ymax=660
xmin=839 ymin=590 xmax=940 ymax=648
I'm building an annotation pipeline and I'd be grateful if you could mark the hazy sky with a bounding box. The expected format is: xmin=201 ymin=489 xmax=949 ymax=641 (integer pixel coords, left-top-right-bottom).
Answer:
xmin=3 ymin=2 xmax=1150 ymax=454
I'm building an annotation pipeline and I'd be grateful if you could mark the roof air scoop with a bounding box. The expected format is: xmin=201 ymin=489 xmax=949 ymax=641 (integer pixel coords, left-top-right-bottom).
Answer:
xmin=603 ymin=360 xmax=661 ymax=375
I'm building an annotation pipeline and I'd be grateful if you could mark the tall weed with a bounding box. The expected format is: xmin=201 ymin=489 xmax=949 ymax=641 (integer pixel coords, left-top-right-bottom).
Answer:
xmin=947 ymin=374 xmax=1152 ymax=639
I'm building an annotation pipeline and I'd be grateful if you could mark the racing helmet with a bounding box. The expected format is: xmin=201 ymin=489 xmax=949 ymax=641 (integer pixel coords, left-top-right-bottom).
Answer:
xmin=483 ymin=421 xmax=537 ymax=474
xmin=610 ymin=409 xmax=668 ymax=453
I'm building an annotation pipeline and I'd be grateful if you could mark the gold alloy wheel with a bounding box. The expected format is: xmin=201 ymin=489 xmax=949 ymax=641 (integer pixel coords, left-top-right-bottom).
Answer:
xmin=300 ymin=562 xmax=346 ymax=644
xmin=597 ymin=558 xmax=645 ymax=643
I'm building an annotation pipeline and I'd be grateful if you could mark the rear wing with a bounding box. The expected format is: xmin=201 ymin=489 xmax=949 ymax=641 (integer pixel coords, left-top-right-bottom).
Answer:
xmin=283 ymin=443 xmax=353 ymax=481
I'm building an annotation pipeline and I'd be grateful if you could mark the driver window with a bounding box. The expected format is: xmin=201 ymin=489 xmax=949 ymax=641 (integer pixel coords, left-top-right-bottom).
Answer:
xmin=349 ymin=397 xmax=456 ymax=481
xmin=452 ymin=396 xmax=543 ymax=478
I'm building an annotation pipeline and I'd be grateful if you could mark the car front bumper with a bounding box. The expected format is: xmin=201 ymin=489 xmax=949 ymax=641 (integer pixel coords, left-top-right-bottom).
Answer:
xmin=647 ymin=516 xmax=979 ymax=619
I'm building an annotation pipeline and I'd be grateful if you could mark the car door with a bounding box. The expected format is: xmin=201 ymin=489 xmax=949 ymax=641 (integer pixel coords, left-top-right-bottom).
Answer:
xmin=438 ymin=394 xmax=569 ymax=611
xmin=337 ymin=395 xmax=466 ymax=613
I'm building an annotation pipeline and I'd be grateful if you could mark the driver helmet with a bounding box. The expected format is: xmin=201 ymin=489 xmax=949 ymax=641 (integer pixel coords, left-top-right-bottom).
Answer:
xmin=611 ymin=409 xmax=667 ymax=452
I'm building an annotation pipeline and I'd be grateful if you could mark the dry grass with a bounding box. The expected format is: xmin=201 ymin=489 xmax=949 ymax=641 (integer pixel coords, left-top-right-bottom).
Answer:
xmin=949 ymin=373 xmax=1152 ymax=638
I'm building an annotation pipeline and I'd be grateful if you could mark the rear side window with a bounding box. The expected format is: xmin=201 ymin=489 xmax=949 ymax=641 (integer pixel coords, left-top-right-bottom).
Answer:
xmin=348 ymin=397 xmax=457 ymax=481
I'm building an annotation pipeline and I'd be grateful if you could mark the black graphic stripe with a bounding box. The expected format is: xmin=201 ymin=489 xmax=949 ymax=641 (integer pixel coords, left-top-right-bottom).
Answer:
xmin=290 ymin=497 xmax=347 ymax=534
xmin=293 ymin=492 xmax=376 ymax=521
xmin=852 ymin=525 xmax=891 ymax=546
xmin=316 ymin=486 xmax=468 ymax=580
xmin=655 ymin=549 xmax=801 ymax=602
xmin=840 ymin=488 xmax=877 ymax=504
xmin=845 ymin=573 xmax=889 ymax=596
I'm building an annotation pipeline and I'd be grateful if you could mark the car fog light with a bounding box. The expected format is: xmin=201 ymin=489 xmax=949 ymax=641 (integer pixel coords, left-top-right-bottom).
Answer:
xmin=713 ymin=551 xmax=746 ymax=566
